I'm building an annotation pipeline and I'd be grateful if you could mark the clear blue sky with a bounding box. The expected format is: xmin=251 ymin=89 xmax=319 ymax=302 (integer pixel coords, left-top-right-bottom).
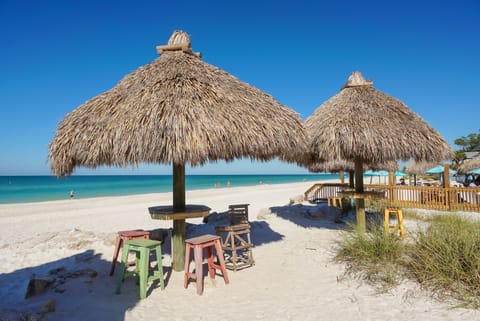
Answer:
xmin=1 ymin=0 xmax=478 ymax=175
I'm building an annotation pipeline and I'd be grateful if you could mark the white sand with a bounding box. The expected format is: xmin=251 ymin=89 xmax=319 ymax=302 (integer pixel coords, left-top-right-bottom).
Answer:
xmin=0 ymin=181 xmax=478 ymax=321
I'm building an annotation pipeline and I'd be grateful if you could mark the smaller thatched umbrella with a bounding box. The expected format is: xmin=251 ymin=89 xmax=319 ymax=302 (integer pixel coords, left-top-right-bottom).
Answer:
xmin=458 ymin=158 xmax=480 ymax=174
xmin=304 ymin=71 xmax=453 ymax=231
xmin=404 ymin=160 xmax=438 ymax=175
xmin=404 ymin=160 xmax=438 ymax=186
xmin=307 ymin=159 xmax=354 ymax=186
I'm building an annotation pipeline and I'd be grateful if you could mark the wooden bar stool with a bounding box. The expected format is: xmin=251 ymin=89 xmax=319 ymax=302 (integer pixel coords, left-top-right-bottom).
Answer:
xmin=383 ymin=207 xmax=405 ymax=239
xmin=228 ymin=204 xmax=250 ymax=225
xmin=215 ymin=223 xmax=254 ymax=271
xmin=184 ymin=234 xmax=229 ymax=295
xmin=110 ymin=230 xmax=150 ymax=276
xmin=115 ymin=238 xmax=164 ymax=299
xmin=327 ymin=197 xmax=342 ymax=208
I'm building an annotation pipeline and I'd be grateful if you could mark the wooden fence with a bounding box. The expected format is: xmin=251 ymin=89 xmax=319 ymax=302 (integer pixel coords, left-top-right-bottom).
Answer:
xmin=304 ymin=183 xmax=480 ymax=212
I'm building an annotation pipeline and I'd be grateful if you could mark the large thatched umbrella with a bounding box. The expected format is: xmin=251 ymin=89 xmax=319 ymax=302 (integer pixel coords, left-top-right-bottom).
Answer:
xmin=49 ymin=30 xmax=304 ymax=270
xmin=458 ymin=158 xmax=480 ymax=174
xmin=304 ymin=71 xmax=452 ymax=231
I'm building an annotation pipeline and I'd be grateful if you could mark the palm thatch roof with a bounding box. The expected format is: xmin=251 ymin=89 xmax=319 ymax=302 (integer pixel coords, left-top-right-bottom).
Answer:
xmin=307 ymin=159 xmax=397 ymax=173
xmin=404 ymin=160 xmax=440 ymax=175
xmin=307 ymin=159 xmax=354 ymax=173
xmin=304 ymin=71 xmax=453 ymax=165
xmin=458 ymin=158 xmax=480 ymax=173
xmin=49 ymin=30 xmax=305 ymax=177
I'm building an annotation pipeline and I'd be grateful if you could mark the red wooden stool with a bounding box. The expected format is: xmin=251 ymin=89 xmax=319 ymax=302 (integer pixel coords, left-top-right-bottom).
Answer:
xmin=110 ymin=230 xmax=150 ymax=276
xmin=184 ymin=234 xmax=229 ymax=295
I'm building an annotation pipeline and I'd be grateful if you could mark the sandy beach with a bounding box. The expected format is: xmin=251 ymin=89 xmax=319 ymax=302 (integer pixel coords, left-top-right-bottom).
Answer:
xmin=0 ymin=180 xmax=478 ymax=321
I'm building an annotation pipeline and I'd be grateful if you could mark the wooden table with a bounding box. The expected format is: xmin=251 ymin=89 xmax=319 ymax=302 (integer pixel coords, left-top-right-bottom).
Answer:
xmin=149 ymin=204 xmax=211 ymax=272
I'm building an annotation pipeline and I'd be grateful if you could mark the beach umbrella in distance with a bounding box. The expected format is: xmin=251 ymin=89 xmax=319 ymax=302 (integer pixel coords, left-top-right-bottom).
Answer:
xmin=425 ymin=165 xmax=456 ymax=187
xmin=458 ymin=158 xmax=480 ymax=174
xmin=49 ymin=30 xmax=305 ymax=270
xmin=304 ymin=71 xmax=453 ymax=231
xmin=467 ymin=168 xmax=480 ymax=175
xmin=364 ymin=170 xmax=388 ymax=184
xmin=425 ymin=165 xmax=456 ymax=175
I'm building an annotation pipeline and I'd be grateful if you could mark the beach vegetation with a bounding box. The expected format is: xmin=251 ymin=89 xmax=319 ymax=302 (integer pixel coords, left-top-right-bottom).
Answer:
xmin=404 ymin=214 xmax=480 ymax=308
xmin=335 ymin=222 xmax=405 ymax=291
xmin=336 ymin=214 xmax=480 ymax=308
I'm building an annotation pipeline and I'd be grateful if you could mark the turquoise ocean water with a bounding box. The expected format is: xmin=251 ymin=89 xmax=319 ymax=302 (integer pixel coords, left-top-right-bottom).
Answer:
xmin=0 ymin=174 xmax=340 ymax=204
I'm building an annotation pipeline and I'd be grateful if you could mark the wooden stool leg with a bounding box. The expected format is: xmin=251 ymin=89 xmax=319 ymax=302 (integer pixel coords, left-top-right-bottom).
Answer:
xmin=206 ymin=246 xmax=215 ymax=279
xmin=194 ymin=246 xmax=204 ymax=295
xmin=115 ymin=243 xmax=130 ymax=294
xmin=383 ymin=209 xmax=390 ymax=236
xmin=231 ymin=232 xmax=239 ymax=271
xmin=138 ymin=247 xmax=148 ymax=299
xmin=397 ymin=210 xmax=406 ymax=239
xmin=110 ymin=236 xmax=123 ymax=276
xmin=246 ymin=231 xmax=254 ymax=265
xmin=184 ymin=243 xmax=191 ymax=289
xmin=154 ymin=245 xmax=165 ymax=290
xmin=214 ymin=240 xmax=229 ymax=284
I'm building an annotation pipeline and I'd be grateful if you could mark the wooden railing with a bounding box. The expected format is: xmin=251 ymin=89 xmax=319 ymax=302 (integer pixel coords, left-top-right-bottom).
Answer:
xmin=305 ymin=183 xmax=480 ymax=212
xmin=304 ymin=183 xmax=349 ymax=202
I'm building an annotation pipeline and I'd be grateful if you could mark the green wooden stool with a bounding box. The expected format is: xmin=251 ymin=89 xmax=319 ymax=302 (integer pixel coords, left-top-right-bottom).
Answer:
xmin=115 ymin=238 xmax=165 ymax=299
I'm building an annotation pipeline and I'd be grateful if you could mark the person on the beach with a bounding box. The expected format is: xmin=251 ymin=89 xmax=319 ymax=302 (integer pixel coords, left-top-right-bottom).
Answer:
xmin=70 ymin=190 xmax=75 ymax=199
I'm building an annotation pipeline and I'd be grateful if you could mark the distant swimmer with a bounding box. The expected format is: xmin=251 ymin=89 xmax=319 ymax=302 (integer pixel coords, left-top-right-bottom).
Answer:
xmin=70 ymin=190 xmax=75 ymax=199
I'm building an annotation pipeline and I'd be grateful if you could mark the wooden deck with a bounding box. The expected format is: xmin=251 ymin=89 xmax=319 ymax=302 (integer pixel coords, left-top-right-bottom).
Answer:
xmin=304 ymin=183 xmax=480 ymax=212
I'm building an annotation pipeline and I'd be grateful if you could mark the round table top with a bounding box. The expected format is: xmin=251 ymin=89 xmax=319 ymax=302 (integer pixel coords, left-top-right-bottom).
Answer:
xmin=148 ymin=204 xmax=211 ymax=220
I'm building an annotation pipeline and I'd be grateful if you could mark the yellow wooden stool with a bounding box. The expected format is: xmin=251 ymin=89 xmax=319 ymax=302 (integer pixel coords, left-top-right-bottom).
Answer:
xmin=383 ymin=207 xmax=405 ymax=239
xmin=327 ymin=197 xmax=342 ymax=209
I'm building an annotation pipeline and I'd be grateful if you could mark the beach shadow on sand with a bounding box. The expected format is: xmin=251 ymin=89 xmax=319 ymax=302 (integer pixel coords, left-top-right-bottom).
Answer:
xmin=0 ymin=247 xmax=171 ymax=321
xmin=269 ymin=202 xmax=355 ymax=230
xmin=192 ymin=211 xmax=285 ymax=246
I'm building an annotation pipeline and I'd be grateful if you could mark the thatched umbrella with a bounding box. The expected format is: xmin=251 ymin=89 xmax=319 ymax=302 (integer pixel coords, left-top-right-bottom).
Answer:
xmin=308 ymin=159 xmax=354 ymax=173
xmin=458 ymin=158 xmax=480 ymax=174
xmin=404 ymin=160 xmax=438 ymax=175
xmin=307 ymin=159 xmax=354 ymax=185
xmin=304 ymin=71 xmax=452 ymax=231
xmin=404 ymin=160 xmax=438 ymax=186
xmin=49 ymin=30 xmax=305 ymax=270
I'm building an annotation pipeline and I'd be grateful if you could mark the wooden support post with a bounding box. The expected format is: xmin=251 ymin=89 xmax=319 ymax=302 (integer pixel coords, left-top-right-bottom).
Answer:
xmin=354 ymin=158 xmax=366 ymax=233
xmin=349 ymin=170 xmax=355 ymax=188
xmin=443 ymin=164 xmax=450 ymax=210
xmin=340 ymin=171 xmax=345 ymax=184
xmin=388 ymin=171 xmax=395 ymax=202
xmin=443 ymin=165 xmax=450 ymax=188
xmin=172 ymin=163 xmax=186 ymax=272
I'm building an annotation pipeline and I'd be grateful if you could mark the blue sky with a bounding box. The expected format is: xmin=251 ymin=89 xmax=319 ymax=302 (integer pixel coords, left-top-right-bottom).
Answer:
xmin=1 ymin=0 xmax=479 ymax=175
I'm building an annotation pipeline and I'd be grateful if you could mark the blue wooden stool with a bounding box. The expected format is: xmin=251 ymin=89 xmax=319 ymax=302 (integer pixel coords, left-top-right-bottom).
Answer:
xmin=115 ymin=238 xmax=164 ymax=299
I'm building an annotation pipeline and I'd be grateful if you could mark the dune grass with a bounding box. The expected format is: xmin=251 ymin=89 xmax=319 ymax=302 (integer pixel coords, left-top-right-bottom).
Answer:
xmin=335 ymin=223 xmax=405 ymax=291
xmin=405 ymin=214 xmax=480 ymax=308
xmin=335 ymin=213 xmax=480 ymax=308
